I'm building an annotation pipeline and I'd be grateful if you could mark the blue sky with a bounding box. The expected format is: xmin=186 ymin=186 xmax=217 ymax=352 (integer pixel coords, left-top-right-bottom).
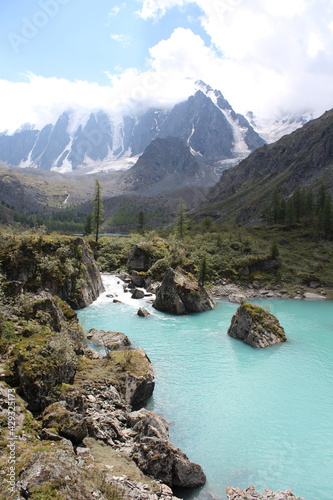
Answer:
xmin=1 ymin=0 xmax=209 ymax=84
xmin=1 ymin=0 xmax=333 ymax=131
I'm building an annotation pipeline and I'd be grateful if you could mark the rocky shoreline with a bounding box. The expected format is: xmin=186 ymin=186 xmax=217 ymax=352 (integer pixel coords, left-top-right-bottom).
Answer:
xmin=211 ymin=280 xmax=328 ymax=303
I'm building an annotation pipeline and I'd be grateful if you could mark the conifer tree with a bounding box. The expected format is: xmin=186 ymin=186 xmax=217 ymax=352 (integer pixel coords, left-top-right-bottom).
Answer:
xmin=176 ymin=199 xmax=187 ymax=238
xmin=138 ymin=210 xmax=146 ymax=232
xmin=198 ymin=254 xmax=207 ymax=287
xmin=92 ymin=180 xmax=104 ymax=242
xmin=84 ymin=214 xmax=93 ymax=236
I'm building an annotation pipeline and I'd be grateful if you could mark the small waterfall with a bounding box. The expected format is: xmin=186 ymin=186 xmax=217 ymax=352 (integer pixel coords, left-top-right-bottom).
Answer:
xmin=94 ymin=274 xmax=155 ymax=310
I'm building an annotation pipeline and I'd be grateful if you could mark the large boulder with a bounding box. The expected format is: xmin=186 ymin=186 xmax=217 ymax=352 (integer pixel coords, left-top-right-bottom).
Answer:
xmin=41 ymin=401 xmax=88 ymax=444
xmin=129 ymin=408 xmax=169 ymax=441
xmin=122 ymin=350 xmax=155 ymax=409
xmin=153 ymin=267 xmax=215 ymax=314
xmin=0 ymin=236 xmax=104 ymax=309
xmin=228 ymin=303 xmax=287 ymax=348
xmin=132 ymin=436 xmax=206 ymax=488
xmin=9 ymin=332 xmax=78 ymax=412
xmin=129 ymin=408 xmax=206 ymax=488
xmin=86 ymin=329 xmax=132 ymax=351
xmin=128 ymin=238 xmax=169 ymax=272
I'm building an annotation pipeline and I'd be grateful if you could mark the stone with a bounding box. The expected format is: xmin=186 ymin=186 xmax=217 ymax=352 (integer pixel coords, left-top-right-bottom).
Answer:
xmin=128 ymin=244 xmax=154 ymax=272
xmin=132 ymin=436 xmax=206 ymax=488
xmin=15 ymin=443 xmax=101 ymax=500
xmin=132 ymin=270 xmax=151 ymax=289
xmin=226 ymin=486 xmax=305 ymax=500
xmin=124 ymin=350 xmax=155 ymax=409
xmin=42 ymin=401 xmax=88 ymax=444
xmin=137 ymin=307 xmax=150 ymax=317
xmin=132 ymin=289 xmax=145 ymax=299
xmin=228 ymin=303 xmax=287 ymax=348
xmin=11 ymin=332 xmax=78 ymax=412
xmin=128 ymin=408 xmax=169 ymax=441
xmin=86 ymin=329 xmax=132 ymax=351
xmin=303 ymin=292 xmax=326 ymax=300
xmin=1 ymin=236 xmax=104 ymax=309
xmin=228 ymin=293 xmax=245 ymax=304
xmin=153 ymin=267 xmax=215 ymax=315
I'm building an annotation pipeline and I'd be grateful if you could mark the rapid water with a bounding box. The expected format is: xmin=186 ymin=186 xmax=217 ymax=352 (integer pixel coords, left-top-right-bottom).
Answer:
xmin=77 ymin=275 xmax=333 ymax=500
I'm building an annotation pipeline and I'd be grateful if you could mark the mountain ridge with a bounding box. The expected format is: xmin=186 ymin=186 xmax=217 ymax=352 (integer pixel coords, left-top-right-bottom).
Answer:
xmin=0 ymin=83 xmax=265 ymax=176
xmin=195 ymin=108 xmax=333 ymax=224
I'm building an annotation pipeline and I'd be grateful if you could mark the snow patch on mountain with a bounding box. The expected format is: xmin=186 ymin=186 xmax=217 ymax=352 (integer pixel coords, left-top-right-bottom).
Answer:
xmin=247 ymin=111 xmax=313 ymax=143
xmin=220 ymin=109 xmax=250 ymax=156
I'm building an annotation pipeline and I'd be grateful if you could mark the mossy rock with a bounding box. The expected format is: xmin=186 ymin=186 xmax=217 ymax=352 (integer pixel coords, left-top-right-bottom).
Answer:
xmin=228 ymin=303 xmax=287 ymax=348
xmin=41 ymin=402 xmax=87 ymax=445
xmin=8 ymin=333 xmax=77 ymax=412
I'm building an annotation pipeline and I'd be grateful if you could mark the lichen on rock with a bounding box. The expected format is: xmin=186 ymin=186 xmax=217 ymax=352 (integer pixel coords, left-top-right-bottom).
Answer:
xmin=228 ymin=303 xmax=287 ymax=348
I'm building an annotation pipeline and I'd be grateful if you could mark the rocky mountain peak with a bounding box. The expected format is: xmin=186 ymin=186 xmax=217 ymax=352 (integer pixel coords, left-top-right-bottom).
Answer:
xmin=0 ymin=82 xmax=266 ymax=177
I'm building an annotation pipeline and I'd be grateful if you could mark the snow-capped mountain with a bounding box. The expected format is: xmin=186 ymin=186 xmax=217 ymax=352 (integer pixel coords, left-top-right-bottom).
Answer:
xmin=246 ymin=110 xmax=314 ymax=144
xmin=0 ymin=82 xmax=265 ymax=175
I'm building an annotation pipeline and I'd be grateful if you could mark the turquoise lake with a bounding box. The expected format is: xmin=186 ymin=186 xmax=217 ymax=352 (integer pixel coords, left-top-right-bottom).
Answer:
xmin=77 ymin=276 xmax=333 ymax=500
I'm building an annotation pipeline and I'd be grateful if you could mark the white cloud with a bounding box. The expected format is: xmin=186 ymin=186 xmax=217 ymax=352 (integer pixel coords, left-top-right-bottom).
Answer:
xmin=136 ymin=0 xmax=187 ymax=20
xmin=0 ymin=64 xmax=194 ymax=133
xmin=137 ymin=0 xmax=333 ymax=118
xmin=109 ymin=5 xmax=122 ymax=17
xmin=2 ymin=0 xmax=333 ymax=133
xmin=110 ymin=33 xmax=131 ymax=45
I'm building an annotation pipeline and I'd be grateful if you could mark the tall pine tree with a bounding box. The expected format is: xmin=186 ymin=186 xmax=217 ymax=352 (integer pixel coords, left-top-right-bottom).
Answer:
xmin=92 ymin=180 xmax=104 ymax=242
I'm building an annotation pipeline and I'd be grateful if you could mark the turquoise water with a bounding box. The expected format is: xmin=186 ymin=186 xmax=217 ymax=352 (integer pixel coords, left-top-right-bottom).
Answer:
xmin=77 ymin=276 xmax=333 ymax=500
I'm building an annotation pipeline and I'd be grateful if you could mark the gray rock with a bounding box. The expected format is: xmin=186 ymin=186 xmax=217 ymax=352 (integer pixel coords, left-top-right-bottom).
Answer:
xmin=226 ymin=486 xmax=305 ymax=500
xmin=132 ymin=436 xmax=206 ymax=488
xmin=137 ymin=307 xmax=150 ymax=317
xmin=132 ymin=289 xmax=145 ymax=299
xmin=228 ymin=293 xmax=245 ymax=304
xmin=86 ymin=329 xmax=132 ymax=351
xmin=128 ymin=244 xmax=154 ymax=272
xmin=228 ymin=303 xmax=287 ymax=348
xmin=125 ymin=350 xmax=155 ymax=409
xmin=128 ymin=408 xmax=169 ymax=441
xmin=238 ymin=258 xmax=280 ymax=276
xmin=132 ymin=270 xmax=151 ymax=288
xmin=303 ymin=292 xmax=326 ymax=300
xmin=11 ymin=333 xmax=77 ymax=412
xmin=153 ymin=267 xmax=215 ymax=315
xmin=42 ymin=401 xmax=88 ymax=445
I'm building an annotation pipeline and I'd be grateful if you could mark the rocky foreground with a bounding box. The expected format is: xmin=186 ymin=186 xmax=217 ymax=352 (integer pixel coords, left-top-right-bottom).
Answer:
xmin=0 ymin=235 xmax=207 ymax=499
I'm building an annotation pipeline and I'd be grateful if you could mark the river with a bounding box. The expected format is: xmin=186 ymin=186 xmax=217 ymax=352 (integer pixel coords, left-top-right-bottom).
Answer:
xmin=77 ymin=275 xmax=333 ymax=500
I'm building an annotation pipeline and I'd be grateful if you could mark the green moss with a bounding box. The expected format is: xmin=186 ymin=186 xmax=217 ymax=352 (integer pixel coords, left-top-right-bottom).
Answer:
xmin=22 ymin=409 xmax=40 ymax=437
xmin=54 ymin=296 xmax=77 ymax=320
xmin=109 ymin=350 xmax=150 ymax=378
xmin=54 ymin=383 xmax=72 ymax=393
xmin=242 ymin=303 xmax=286 ymax=341
xmin=29 ymin=481 xmax=63 ymax=500
xmin=85 ymin=437 xmax=158 ymax=494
